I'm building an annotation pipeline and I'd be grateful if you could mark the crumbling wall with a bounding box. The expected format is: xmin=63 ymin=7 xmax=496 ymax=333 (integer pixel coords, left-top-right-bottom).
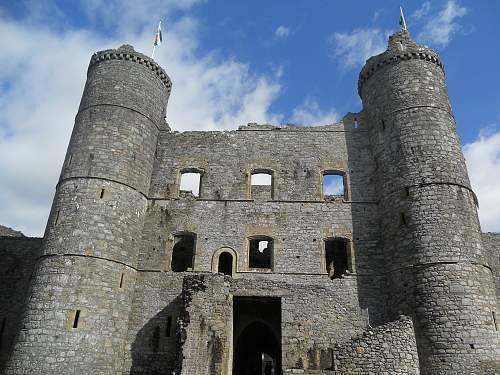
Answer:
xmin=124 ymin=272 xmax=184 ymax=374
xmin=333 ymin=316 xmax=419 ymax=374
xmin=0 ymin=236 xmax=42 ymax=373
xmin=178 ymin=274 xmax=232 ymax=375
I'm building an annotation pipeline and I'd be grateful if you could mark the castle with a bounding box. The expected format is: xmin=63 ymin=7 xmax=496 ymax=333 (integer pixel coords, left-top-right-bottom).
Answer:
xmin=0 ymin=30 xmax=499 ymax=374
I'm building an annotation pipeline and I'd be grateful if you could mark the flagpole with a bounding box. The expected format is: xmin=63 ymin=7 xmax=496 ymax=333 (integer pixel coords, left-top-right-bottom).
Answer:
xmin=399 ymin=6 xmax=407 ymax=31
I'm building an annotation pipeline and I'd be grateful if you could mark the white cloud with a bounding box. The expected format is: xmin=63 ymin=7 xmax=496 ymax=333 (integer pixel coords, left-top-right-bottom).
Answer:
xmin=328 ymin=28 xmax=388 ymax=69
xmin=291 ymin=98 xmax=338 ymax=126
xmin=275 ymin=25 xmax=291 ymax=39
xmin=417 ymin=0 xmax=467 ymax=47
xmin=0 ymin=2 xmax=282 ymax=236
xmin=463 ymin=127 xmax=500 ymax=233
xmin=412 ymin=2 xmax=431 ymax=20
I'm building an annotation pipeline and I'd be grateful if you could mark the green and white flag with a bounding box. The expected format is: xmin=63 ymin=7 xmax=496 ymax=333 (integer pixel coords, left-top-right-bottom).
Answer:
xmin=399 ymin=7 xmax=407 ymax=30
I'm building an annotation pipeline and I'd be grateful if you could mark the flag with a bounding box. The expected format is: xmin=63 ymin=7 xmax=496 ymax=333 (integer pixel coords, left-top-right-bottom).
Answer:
xmin=399 ymin=7 xmax=407 ymax=30
xmin=154 ymin=22 xmax=162 ymax=46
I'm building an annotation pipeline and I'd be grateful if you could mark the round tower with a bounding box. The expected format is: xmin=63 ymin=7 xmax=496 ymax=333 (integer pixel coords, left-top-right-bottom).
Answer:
xmin=359 ymin=31 xmax=498 ymax=373
xmin=6 ymin=45 xmax=171 ymax=374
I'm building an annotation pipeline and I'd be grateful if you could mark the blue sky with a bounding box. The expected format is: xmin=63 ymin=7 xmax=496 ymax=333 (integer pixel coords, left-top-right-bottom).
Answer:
xmin=0 ymin=0 xmax=499 ymax=235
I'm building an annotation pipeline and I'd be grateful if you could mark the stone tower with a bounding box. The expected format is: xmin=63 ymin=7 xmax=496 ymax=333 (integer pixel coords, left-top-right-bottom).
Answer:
xmin=5 ymin=45 xmax=171 ymax=373
xmin=359 ymin=30 xmax=499 ymax=373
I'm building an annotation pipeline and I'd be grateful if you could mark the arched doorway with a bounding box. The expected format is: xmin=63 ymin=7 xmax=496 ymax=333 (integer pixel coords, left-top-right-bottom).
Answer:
xmin=218 ymin=252 xmax=233 ymax=276
xmin=233 ymin=321 xmax=280 ymax=375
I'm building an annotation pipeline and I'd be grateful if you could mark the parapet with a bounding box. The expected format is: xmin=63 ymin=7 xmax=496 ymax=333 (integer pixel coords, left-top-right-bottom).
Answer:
xmin=88 ymin=44 xmax=172 ymax=92
xmin=358 ymin=30 xmax=444 ymax=95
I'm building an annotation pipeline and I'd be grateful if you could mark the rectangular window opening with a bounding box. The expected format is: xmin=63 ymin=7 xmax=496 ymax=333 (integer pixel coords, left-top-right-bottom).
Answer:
xmin=54 ymin=210 xmax=60 ymax=226
xmin=166 ymin=316 xmax=172 ymax=337
xmin=405 ymin=187 xmax=410 ymax=197
xmin=119 ymin=273 xmax=124 ymax=289
xmin=325 ymin=239 xmax=349 ymax=279
xmin=100 ymin=189 xmax=105 ymax=199
xmin=251 ymin=172 xmax=273 ymax=200
xmin=323 ymin=173 xmax=345 ymax=200
xmin=73 ymin=310 xmax=81 ymax=329
xmin=67 ymin=153 xmax=73 ymax=166
xmin=180 ymin=172 xmax=201 ymax=197
xmin=171 ymin=233 xmax=196 ymax=272
xmin=249 ymin=237 xmax=273 ymax=269
xmin=493 ymin=311 xmax=498 ymax=331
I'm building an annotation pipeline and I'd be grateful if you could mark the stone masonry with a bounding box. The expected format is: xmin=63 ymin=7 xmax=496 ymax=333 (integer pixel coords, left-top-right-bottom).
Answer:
xmin=0 ymin=30 xmax=499 ymax=375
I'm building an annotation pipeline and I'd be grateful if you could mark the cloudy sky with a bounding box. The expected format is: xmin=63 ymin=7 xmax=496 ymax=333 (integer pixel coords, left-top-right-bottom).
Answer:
xmin=0 ymin=0 xmax=499 ymax=236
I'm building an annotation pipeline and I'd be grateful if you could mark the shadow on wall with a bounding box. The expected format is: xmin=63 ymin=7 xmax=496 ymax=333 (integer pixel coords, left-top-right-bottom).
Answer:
xmin=130 ymin=295 xmax=182 ymax=375
xmin=343 ymin=113 xmax=388 ymax=326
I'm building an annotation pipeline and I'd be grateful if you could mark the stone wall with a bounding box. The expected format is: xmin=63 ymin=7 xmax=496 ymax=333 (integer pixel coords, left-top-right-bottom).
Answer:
xmin=483 ymin=232 xmax=500 ymax=310
xmin=0 ymin=236 xmax=42 ymax=373
xmin=332 ymin=315 xmax=419 ymax=374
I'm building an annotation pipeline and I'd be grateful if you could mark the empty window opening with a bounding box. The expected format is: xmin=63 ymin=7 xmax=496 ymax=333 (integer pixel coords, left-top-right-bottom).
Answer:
xmin=381 ymin=119 xmax=386 ymax=131
xmin=354 ymin=118 xmax=359 ymax=128
xmin=323 ymin=173 xmax=345 ymax=200
xmin=0 ymin=317 xmax=6 ymax=350
xmin=325 ymin=238 xmax=349 ymax=279
xmin=54 ymin=210 xmax=60 ymax=226
xmin=89 ymin=153 xmax=94 ymax=160
xmin=100 ymin=189 xmax=105 ymax=199
xmin=153 ymin=325 xmax=160 ymax=352
xmin=405 ymin=187 xmax=410 ymax=197
xmin=73 ymin=310 xmax=81 ymax=329
xmin=251 ymin=171 xmax=273 ymax=200
xmin=218 ymin=252 xmax=234 ymax=276
xmin=400 ymin=212 xmax=407 ymax=225
xmin=493 ymin=312 xmax=498 ymax=331
xmin=171 ymin=233 xmax=196 ymax=272
xmin=119 ymin=273 xmax=124 ymax=289
xmin=180 ymin=172 xmax=201 ymax=197
xmin=67 ymin=153 xmax=73 ymax=166
xmin=249 ymin=237 xmax=273 ymax=269
xmin=166 ymin=316 xmax=172 ymax=337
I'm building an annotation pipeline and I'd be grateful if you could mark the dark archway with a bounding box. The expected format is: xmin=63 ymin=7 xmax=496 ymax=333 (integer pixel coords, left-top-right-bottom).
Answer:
xmin=233 ymin=321 xmax=280 ymax=375
xmin=218 ymin=252 xmax=233 ymax=276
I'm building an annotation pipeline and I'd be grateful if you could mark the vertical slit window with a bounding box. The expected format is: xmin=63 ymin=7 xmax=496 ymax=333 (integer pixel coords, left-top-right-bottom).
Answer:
xmin=54 ymin=210 xmax=60 ymax=226
xmin=0 ymin=317 xmax=6 ymax=350
xmin=73 ymin=310 xmax=81 ymax=329
xmin=401 ymin=212 xmax=407 ymax=225
xmin=493 ymin=312 xmax=498 ymax=331
xmin=67 ymin=153 xmax=73 ymax=166
xmin=166 ymin=316 xmax=172 ymax=337
xmin=100 ymin=189 xmax=105 ymax=199
xmin=119 ymin=273 xmax=124 ymax=289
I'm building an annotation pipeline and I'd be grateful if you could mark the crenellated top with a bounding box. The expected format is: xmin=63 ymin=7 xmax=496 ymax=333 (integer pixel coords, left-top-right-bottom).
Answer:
xmin=358 ymin=30 xmax=444 ymax=95
xmin=88 ymin=45 xmax=172 ymax=92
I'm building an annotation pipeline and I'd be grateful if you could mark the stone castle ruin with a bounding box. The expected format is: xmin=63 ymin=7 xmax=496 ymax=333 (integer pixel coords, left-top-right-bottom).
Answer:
xmin=0 ymin=30 xmax=499 ymax=374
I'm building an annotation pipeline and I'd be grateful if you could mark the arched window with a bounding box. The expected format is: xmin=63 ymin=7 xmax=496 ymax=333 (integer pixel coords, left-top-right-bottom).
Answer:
xmin=322 ymin=171 xmax=346 ymax=200
xmin=218 ymin=252 xmax=233 ymax=276
xmin=171 ymin=233 xmax=196 ymax=272
xmin=250 ymin=170 xmax=274 ymax=200
xmin=249 ymin=236 xmax=273 ymax=270
xmin=324 ymin=238 xmax=351 ymax=279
